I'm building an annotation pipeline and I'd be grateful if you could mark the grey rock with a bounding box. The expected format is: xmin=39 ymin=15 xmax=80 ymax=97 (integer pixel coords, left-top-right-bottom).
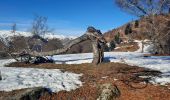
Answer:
xmin=97 ymin=83 xmax=121 ymax=100
xmin=3 ymin=87 xmax=50 ymax=100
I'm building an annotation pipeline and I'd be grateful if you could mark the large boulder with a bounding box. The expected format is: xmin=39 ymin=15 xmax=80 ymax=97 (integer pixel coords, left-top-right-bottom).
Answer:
xmin=97 ymin=83 xmax=120 ymax=100
xmin=2 ymin=87 xmax=51 ymax=100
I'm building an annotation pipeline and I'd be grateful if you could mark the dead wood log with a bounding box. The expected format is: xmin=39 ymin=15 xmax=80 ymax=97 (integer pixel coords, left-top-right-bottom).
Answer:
xmin=18 ymin=27 xmax=106 ymax=65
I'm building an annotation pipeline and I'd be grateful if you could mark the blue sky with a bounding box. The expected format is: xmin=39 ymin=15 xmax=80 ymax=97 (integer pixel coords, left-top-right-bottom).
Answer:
xmin=0 ymin=0 xmax=137 ymax=36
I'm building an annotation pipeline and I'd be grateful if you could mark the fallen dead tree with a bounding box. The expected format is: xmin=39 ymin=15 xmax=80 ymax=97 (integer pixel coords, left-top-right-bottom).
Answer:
xmin=10 ymin=26 xmax=107 ymax=65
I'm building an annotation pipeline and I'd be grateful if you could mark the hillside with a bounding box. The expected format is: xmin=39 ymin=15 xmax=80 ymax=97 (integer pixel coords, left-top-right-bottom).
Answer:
xmin=104 ymin=14 xmax=170 ymax=42
xmin=62 ymin=14 xmax=170 ymax=54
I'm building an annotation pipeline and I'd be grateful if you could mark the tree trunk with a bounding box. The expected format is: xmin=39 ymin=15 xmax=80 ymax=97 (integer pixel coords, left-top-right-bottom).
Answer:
xmin=99 ymin=43 xmax=104 ymax=63
xmin=91 ymin=40 xmax=104 ymax=64
xmin=92 ymin=40 xmax=100 ymax=64
xmin=0 ymin=71 xmax=2 ymax=80
xmin=141 ymin=40 xmax=144 ymax=53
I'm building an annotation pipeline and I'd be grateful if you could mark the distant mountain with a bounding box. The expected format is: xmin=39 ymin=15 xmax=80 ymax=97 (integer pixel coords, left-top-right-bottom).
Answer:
xmin=0 ymin=30 xmax=77 ymax=55
xmin=0 ymin=30 xmax=76 ymax=40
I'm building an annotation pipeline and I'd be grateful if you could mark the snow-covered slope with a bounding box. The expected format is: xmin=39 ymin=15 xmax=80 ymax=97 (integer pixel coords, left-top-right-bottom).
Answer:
xmin=0 ymin=30 xmax=76 ymax=40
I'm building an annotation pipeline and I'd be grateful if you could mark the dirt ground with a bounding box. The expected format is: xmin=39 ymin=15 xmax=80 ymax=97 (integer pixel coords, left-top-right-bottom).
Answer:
xmin=1 ymin=62 xmax=169 ymax=100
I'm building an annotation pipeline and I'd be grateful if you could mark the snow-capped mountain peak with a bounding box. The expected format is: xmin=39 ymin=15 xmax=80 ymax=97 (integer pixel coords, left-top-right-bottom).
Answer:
xmin=0 ymin=30 xmax=76 ymax=40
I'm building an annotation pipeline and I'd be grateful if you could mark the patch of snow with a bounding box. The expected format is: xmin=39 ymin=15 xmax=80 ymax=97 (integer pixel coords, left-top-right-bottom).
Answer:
xmin=51 ymin=53 xmax=93 ymax=64
xmin=135 ymin=40 xmax=154 ymax=53
xmin=102 ymin=76 xmax=109 ymax=79
xmin=0 ymin=59 xmax=16 ymax=67
xmin=0 ymin=58 xmax=82 ymax=92
xmin=114 ymin=78 xmax=118 ymax=81
xmin=150 ymin=76 xmax=170 ymax=85
xmin=0 ymin=67 xmax=82 ymax=92
xmin=114 ymin=47 xmax=121 ymax=50
xmin=106 ymin=43 xmax=110 ymax=47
